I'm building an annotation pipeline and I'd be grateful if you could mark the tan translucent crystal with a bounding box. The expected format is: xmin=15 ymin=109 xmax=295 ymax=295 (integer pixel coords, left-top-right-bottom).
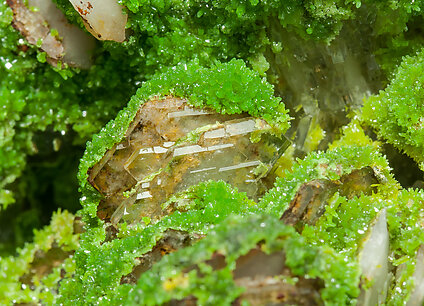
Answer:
xmin=88 ymin=96 xmax=285 ymax=225
xmin=7 ymin=0 xmax=95 ymax=68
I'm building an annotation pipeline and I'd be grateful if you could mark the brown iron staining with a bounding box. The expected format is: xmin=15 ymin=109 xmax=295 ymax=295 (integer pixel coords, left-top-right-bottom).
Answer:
xmin=281 ymin=167 xmax=379 ymax=229
xmin=88 ymin=96 xmax=283 ymax=225
xmin=6 ymin=0 xmax=94 ymax=68
xmin=120 ymin=229 xmax=203 ymax=285
xmin=233 ymin=248 xmax=323 ymax=305
xmin=170 ymin=246 xmax=324 ymax=305
xmin=19 ymin=245 xmax=74 ymax=291
xmin=68 ymin=0 xmax=128 ymax=42
xmin=75 ymin=1 xmax=93 ymax=16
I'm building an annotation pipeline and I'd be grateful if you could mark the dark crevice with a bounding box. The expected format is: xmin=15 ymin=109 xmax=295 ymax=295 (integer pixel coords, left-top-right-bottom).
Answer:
xmin=0 ymin=129 xmax=84 ymax=255
xmin=382 ymin=143 xmax=424 ymax=189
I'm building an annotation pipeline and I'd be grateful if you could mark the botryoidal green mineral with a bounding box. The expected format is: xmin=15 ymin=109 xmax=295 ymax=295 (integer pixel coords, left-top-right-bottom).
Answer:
xmin=0 ymin=0 xmax=142 ymax=230
xmin=64 ymin=82 xmax=421 ymax=305
xmin=2 ymin=0 xmax=424 ymax=209
xmin=2 ymin=0 xmax=424 ymax=244
xmin=2 ymin=140 xmax=424 ymax=304
xmin=57 ymin=180 xmax=255 ymax=304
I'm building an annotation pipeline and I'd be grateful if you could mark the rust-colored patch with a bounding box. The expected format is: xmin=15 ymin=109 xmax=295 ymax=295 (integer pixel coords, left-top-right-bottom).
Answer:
xmin=19 ymin=246 xmax=74 ymax=289
xmin=120 ymin=229 xmax=202 ymax=285
xmin=281 ymin=179 xmax=338 ymax=227
xmin=281 ymin=166 xmax=379 ymax=229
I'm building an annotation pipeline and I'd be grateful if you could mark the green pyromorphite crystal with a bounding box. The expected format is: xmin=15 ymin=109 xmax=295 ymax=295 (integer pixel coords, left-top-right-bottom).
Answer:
xmin=109 ymin=214 xmax=359 ymax=305
xmin=363 ymin=48 xmax=424 ymax=170
xmin=0 ymin=0 xmax=139 ymax=217
xmin=0 ymin=210 xmax=79 ymax=305
xmin=57 ymin=181 xmax=254 ymax=304
xmin=258 ymin=144 xmax=399 ymax=217
xmin=294 ymin=122 xmax=391 ymax=258
xmin=3 ymin=0 xmax=424 ymax=304
xmin=78 ymin=59 xmax=290 ymax=221
xmin=301 ymin=187 xmax=424 ymax=305
xmin=261 ymin=135 xmax=424 ymax=304
xmin=385 ymin=189 xmax=424 ymax=304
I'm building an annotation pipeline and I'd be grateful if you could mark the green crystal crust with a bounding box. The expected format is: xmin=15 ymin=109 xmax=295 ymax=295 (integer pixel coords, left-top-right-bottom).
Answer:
xmin=301 ymin=194 xmax=384 ymax=256
xmin=0 ymin=0 xmax=141 ymax=246
xmin=78 ymin=59 xmax=290 ymax=219
xmin=52 ymin=0 xmax=424 ymax=76
xmin=363 ymin=49 xmax=424 ymax=169
xmin=300 ymin=185 xmax=424 ymax=304
xmin=0 ymin=210 xmax=79 ymax=304
xmin=111 ymin=214 xmax=359 ymax=305
xmin=57 ymin=181 xmax=254 ymax=304
xmin=258 ymin=144 xmax=399 ymax=217
xmin=262 ymin=138 xmax=424 ymax=304
xmin=385 ymin=189 xmax=424 ymax=304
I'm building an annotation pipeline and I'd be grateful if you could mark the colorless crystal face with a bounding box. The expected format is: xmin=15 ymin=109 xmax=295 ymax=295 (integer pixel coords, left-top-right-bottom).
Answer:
xmin=88 ymin=96 xmax=285 ymax=225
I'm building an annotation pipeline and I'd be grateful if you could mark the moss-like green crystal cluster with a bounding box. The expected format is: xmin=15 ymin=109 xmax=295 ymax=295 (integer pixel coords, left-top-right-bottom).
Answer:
xmin=58 ymin=180 xmax=255 ymax=304
xmin=0 ymin=210 xmax=79 ymax=304
xmin=113 ymin=214 xmax=360 ymax=305
xmin=364 ymin=49 xmax=424 ymax=169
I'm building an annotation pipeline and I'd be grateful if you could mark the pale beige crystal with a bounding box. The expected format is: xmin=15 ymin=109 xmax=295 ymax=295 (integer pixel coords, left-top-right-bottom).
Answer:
xmin=68 ymin=0 xmax=127 ymax=42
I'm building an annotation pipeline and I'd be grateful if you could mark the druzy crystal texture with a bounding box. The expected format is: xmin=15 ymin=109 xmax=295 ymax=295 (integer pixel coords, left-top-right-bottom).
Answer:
xmin=89 ymin=96 xmax=285 ymax=224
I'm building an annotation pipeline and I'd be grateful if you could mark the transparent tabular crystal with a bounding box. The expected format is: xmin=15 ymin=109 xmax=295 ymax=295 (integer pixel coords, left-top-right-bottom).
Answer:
xmin=88 ymin=96 xmax=286 ymax=224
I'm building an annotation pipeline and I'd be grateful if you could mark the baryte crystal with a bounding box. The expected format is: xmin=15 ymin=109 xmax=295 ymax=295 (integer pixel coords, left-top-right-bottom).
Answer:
xmin=357 ymin=209 xmax=390 ymax=305
xmin=88 ymin=96 xmax=285 ymax=224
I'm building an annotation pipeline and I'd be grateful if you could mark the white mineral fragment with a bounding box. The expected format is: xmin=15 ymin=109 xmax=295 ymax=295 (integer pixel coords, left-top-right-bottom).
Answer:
xmin=407 ymin=245 xmax=424 ymax=306
xmin=357 ymin=209 xmax=390 ymax=306
xmin=68 ymin=0 xmax=128 ymax=42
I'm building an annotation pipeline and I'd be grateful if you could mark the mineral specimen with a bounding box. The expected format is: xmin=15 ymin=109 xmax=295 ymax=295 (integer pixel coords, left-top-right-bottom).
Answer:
xmin=0 ymin=210 xmax=79 ymax=304
xmin=363 ymin=48 xmax=424 ymax=170
xmin=57 ymin=180 xmax=255 ymax=303
xmin=3 ymin=0 xmax=424 ymax=305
